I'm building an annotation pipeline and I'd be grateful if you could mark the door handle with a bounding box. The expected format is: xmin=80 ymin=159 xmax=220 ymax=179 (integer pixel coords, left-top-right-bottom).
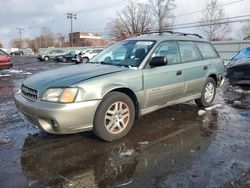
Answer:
xmin=203 ymin=66 xmax=208 ymax=70
xmin=176 ymin=70 xmax=182 ymax=76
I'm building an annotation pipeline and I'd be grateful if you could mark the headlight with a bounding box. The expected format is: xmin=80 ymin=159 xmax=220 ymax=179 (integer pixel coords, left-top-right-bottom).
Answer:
xmin=41 ymin=88 xmax=79 ymax=103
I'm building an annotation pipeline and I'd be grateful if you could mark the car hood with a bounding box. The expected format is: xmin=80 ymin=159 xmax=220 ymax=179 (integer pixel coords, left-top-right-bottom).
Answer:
xmin=23 ymin=63 xmax=128 ymax=94
xmin=227 ymin=58 xmax=250 ymax=69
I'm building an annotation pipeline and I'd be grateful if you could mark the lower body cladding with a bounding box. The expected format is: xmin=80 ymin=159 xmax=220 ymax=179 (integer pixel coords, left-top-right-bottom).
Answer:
xmin=14 ymin=93 xmax=100 ymax=134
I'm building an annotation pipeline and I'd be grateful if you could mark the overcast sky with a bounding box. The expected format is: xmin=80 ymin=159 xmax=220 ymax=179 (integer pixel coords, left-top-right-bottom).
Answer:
xmin=0 ymin=0 xmax=249 ymax=48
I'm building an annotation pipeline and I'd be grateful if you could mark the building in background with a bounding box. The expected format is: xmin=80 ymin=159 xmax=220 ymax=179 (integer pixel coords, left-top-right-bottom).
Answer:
xmin=69 ymin=32 xmax=109 ymax=47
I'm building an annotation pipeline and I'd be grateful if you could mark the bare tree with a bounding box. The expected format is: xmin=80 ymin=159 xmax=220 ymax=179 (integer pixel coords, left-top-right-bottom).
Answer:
xmin=0 ymin=42 xmax=3 ymax=48
xmin=38 ymin=27 xmax=55 ymax=48
xmin=149 ymin=0 xmax=176 ymax=33
xmin=200 ymin=0 xmax=231 ymax=41
xmin=25 ymin=38 xmax=39 ymax=53
xmin=107 ymin=0 xmax=153 ymax=40
xmin=10 ymin=39 xmax=21 ymax=48
xmin=55 ymin=33 xmax=67 ymax=47
xmin=241 ymin=22 xmax=250 ymax=39
xmin=24 ymin=28 xmax=68 ymax=53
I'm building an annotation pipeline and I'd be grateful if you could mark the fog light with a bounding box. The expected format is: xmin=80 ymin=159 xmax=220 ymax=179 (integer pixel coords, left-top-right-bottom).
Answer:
xmin=51 ymin=119 xmax=58 ymax=131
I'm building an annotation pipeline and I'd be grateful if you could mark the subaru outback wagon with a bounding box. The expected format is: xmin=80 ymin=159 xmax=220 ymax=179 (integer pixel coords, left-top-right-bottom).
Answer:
xmin=15 ymin=32 xmax=224 ymax=141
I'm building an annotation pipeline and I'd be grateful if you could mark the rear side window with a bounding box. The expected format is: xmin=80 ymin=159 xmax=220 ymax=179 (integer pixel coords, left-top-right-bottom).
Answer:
xmin=178 ymin=41 xmax=201 ymax=62
xmin=195 ymin=42 xmax=219 ymax=59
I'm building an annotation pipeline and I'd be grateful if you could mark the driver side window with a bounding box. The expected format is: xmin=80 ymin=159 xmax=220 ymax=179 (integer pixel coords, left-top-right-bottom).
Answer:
xmin=153 ymin=41 xmax=180 ymax=65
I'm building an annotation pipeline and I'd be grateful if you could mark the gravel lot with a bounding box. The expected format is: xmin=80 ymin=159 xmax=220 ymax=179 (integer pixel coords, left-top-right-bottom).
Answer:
xmin=0 ymin=56 xmax=249 ymax=188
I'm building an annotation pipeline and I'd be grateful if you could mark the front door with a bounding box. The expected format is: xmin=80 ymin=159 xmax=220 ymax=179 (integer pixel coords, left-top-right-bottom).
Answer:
xmin=142 ymin=41 xmax=185 ymax=109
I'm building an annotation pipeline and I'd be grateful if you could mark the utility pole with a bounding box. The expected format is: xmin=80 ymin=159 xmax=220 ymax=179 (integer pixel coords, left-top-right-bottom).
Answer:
xmin=67 ymin=13 xmax=77 ymax=47
xmin=16 ymin=28 xmax=24 ymax=48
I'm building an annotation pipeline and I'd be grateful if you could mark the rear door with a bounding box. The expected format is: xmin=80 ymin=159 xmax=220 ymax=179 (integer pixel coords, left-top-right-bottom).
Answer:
xmin=177 ymin=41 xmax=206 ymax=96
xmin=143 ymin=41 xmax=185 ymax=108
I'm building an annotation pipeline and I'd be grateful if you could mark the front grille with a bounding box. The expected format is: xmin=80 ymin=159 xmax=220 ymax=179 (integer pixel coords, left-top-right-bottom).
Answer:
xmin=21 ymin=85 xmax=38 ymax=100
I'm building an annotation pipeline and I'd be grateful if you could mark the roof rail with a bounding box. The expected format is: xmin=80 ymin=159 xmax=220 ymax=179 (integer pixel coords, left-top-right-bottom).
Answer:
xmin=142 ymin=30 xmax=203 ymax=38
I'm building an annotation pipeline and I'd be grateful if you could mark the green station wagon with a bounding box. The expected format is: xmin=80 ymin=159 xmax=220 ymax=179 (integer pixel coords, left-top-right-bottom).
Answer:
xmin=15 ymin=32 xmax=225 ymax=141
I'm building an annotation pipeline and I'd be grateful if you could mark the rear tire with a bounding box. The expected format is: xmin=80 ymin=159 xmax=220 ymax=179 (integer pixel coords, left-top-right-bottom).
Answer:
xmin=195 ymin=77 xmax=216 ymax=107
xmin=94 ymin=92 xmax=135 ymax=141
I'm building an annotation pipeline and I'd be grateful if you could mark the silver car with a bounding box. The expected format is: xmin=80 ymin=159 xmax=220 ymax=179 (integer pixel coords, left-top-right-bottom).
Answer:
xmin=37 ymin=49 xmax=65 ymax=61
xmin=15 ymin=32 xmax=224 ymax=141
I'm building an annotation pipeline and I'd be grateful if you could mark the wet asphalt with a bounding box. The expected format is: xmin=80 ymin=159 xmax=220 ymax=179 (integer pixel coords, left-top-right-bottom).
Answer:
xmin=0 ymin=56 xmax=249 ymax=188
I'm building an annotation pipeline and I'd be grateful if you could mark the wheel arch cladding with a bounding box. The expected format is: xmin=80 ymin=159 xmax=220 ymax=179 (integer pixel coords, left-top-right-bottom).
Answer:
xmin=208 ymin=74 xmax=217 ymax=85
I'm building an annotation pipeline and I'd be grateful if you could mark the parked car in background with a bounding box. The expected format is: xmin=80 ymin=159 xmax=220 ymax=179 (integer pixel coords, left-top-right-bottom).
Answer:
xmin=10 ymin=50 xmax=24 ymax=56
xmin=78 ymin=48 xmax=104 ymax=63
xmin=15 ymin=32 xmax=224 ymax=141
xmin=72 ymin=48 xmax=92 ymax=63
xmin=55 ymin=50 xmax=80 ymax=63
xmin=0 ymin=48 xmax=8 ymax=53
xmin=37 ymin=49 xmax=65 ymax=61
xmin=0 ymin=49 xmax=12 ymax=69
xmin=226 ymin=47 xmax=250 ymax=85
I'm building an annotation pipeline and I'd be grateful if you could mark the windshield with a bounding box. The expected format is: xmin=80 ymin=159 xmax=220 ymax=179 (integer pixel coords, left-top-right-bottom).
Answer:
xmin=233 ymin=47 xmax=250 ymax=60
xmin=90 ymin=40 xmax=156 ymax=67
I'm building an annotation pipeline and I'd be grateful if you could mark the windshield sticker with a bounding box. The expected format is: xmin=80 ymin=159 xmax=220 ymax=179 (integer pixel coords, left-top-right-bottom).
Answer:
xmin=136 ymin=41 xmax=154 ymax=46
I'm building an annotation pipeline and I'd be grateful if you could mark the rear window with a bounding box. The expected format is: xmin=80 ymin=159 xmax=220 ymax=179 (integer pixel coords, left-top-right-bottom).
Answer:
xmin=195 ymin=42 xmax=219 ymax=59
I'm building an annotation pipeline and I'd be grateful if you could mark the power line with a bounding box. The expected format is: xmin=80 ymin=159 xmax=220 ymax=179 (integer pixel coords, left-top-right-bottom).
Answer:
xmin=71 ymin=0 xmax=246 ymax=37
xmin=86 ymin=16 xmax=250 ymax=37
xmin=174 ymin=14 xmax=250 ymax=27
xmin=175 ymin=0 xmax=244 ymax=17
xmin=170 ymin=18 xmax=250 ymax=30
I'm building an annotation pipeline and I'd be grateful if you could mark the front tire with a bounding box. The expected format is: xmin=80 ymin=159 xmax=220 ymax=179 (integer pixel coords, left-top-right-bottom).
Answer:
xmin=94 ymin=92 xmax=135 ymax=141
xmin=44 ymin=56 xmax=49 ymax=61
xmin=195 ymin=77 xmax=216 ymax=107
xmin=81 ymin=57 xmax=89 ymax=63
xmin=62 ymin=57 xmax=67 ymax=62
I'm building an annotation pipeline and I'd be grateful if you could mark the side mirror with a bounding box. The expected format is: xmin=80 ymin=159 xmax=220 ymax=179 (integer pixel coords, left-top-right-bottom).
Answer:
xmin=149 ymin=57 xmax=168 ymax=67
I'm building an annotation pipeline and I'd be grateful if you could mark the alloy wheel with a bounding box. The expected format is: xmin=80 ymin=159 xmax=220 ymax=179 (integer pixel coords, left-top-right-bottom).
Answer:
xmin=104 ymin=101 xmax=130 ymax=134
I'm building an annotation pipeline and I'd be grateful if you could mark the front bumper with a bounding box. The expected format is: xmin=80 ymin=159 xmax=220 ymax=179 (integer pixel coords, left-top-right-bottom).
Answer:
xmin=226 ymin=67 xmax=250 ymax=85
xmin=14 ymin=93 xmax=101 ymax=134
